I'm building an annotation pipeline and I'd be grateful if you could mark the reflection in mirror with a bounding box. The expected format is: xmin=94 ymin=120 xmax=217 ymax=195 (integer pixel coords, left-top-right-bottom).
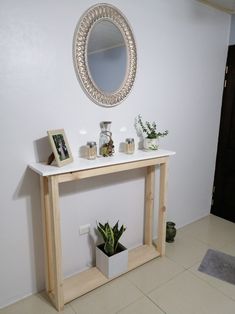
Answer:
xmin=87 ymin=21 xmax=127 ymax=93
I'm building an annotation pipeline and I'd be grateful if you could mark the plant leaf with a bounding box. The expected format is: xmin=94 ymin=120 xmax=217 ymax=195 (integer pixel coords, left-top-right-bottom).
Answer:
xmin=104 ymin=225 xmax=114 ymax=255
xmin=97 ymin=221 xmax=126 ymax=255
xmin=97 ymin=225 xmax=107 ymax=242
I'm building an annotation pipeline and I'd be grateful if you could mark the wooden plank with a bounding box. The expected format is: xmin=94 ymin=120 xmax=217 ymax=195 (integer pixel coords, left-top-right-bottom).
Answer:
xmin=157 ymin=160 xmax=169 ymax=256
xmin=48 ymin=176 xmax=64 ymax=311
xmin=128 ymin=244 xmax=160 ymax=270
xmin=57 ymin=157 xmax=168 ymax=183
xmin=40 ymin=177 xmax=54 ymax=294
xmin=63 ymin=245 xmax=160 ymax=304
xmin=144 ymin=166 xmax=155 ymax=245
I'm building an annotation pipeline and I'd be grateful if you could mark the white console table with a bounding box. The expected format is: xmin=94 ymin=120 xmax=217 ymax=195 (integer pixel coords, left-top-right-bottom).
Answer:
xmin=29 ymin=149 xmax=175 ymax=311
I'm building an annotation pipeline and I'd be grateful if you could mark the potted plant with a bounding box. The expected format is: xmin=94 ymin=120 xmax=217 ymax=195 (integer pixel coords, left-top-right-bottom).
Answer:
xmin=96 ymin=221 xmax=128 ymax=278
xmin=137 ymin=115 xmax=168 ymax=150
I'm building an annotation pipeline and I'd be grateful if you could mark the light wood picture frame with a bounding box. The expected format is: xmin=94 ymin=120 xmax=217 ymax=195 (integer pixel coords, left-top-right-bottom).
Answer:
xmin=47 ymin=129 xmax=73 ymax=167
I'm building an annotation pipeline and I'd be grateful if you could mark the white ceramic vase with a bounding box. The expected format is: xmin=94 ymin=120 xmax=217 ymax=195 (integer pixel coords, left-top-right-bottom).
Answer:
xmin=143 ymin=138 xmax=159 ymax=150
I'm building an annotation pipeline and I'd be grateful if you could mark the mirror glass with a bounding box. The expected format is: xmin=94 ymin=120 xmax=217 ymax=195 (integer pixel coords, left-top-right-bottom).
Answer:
xmin=87 ymin=21 xmax=127 ymax=93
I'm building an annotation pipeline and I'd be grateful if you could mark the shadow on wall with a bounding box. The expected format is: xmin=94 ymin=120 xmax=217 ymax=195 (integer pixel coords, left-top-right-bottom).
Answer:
xmin=33 ymin=136 xmax=51 ymax=163
xmin=59 ymin=167 xmax=145 ymax=196
xmin=13 ymin=167 xmax=45 ymax=292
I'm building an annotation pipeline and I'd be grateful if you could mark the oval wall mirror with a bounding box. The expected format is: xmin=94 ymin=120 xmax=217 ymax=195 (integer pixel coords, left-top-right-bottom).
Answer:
xmin=73 ymin=4 xmax=137 ymax=107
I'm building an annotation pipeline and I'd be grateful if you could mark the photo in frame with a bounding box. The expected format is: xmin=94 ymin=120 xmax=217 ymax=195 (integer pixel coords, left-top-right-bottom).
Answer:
xmin=47 ymin=129 xmax=73 ymax=167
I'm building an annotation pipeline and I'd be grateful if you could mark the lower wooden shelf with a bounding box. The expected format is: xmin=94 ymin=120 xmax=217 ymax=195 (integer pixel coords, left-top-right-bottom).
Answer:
xmin=63 ymin=244 xmax=160 ymax=304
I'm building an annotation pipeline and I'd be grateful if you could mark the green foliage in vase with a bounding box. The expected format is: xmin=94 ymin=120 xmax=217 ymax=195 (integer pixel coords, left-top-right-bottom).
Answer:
xmin=97 ymin=221 xmax=126 ymax=256
xmin=137 ymin=115 xmax=168 ymax=139
xmin=100 ymin=138 xmax=114 ymax=157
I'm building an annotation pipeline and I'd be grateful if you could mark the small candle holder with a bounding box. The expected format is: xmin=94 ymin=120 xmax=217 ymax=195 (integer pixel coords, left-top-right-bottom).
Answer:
xmin=86 ymin=141 xmax=97 ymax=160
xmin=125 ymin=138 xmax=135 ymax=154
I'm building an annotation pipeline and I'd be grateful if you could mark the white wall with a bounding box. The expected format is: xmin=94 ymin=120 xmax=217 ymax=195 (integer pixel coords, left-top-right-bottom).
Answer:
xmin=229 ymin=14 xmax=235 ymax=44
xmin=0 ymin=0 xmax=230 ymax=308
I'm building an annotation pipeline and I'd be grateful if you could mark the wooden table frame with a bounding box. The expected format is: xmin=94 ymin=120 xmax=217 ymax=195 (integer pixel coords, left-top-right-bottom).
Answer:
xmin=30 ymin=151 xmax=173 ymax=311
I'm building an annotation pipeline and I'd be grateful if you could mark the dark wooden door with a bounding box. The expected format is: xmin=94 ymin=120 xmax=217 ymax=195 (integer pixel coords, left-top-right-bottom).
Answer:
xmin=211 ymin=45 xmax=235 ymax=223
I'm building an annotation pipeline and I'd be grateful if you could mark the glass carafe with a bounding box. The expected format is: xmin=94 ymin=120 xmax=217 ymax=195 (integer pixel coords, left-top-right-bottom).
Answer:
xmin=99 ymin=121 xmax=114 ymax=157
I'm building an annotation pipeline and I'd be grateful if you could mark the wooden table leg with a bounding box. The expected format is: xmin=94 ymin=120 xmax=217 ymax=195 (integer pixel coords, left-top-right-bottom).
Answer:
xmin=157 ymin=159 xmax=169 ymax=256
xmin=144 ymin=165 xmax=155 ymax=245
xmin=40 ymin=177 xmax=53 ymax=294
xmin=46 ymin=176 xmax=64 ymax=311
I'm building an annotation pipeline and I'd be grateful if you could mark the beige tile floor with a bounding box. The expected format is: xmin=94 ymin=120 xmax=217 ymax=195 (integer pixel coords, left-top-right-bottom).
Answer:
xmin=1 ymin=214 xmax=235 ymax=314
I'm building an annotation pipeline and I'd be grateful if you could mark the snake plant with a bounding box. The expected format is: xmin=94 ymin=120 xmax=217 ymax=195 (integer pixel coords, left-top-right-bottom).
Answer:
xmin=97 ymin=221 xmax=126 ymax=256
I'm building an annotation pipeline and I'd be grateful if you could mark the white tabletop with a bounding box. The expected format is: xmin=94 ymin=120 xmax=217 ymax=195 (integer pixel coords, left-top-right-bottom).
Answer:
xmin=29 ymin=149 xmax=175 ymax=177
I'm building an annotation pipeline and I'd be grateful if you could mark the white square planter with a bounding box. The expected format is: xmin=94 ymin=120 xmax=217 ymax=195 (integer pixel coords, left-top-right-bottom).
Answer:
xmin=96 ymin=243 xmax=128 ymax=279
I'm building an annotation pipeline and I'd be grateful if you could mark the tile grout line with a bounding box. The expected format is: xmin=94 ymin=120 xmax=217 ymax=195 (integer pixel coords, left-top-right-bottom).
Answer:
xmin=115 ymin=295 xmax=146 ymax=314
xmin=188 ymin=266 xmax=235 ymax=303
xmin=68 ymin=303 xmax=77 ymax=314
xmin=146 ymin=268 xmax=187 ymax=295
xmin=125 ymin=261 xmax=187 ymax=296
xmin=145 ymin=294 xmax=167 ymax=314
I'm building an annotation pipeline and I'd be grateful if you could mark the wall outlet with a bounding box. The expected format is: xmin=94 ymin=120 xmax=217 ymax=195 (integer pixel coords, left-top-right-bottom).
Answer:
xmin=79 ymin=224 xmax=91 ymax=235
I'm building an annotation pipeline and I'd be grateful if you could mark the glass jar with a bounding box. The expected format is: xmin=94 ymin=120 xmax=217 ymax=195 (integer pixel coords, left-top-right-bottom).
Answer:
xmin=125 ymin=138 xmax=135 ymax=154
xmin=86 ymin=141 xmax=97 ymax=160
xmin=99 ymin=121 xmax=114 ymax=157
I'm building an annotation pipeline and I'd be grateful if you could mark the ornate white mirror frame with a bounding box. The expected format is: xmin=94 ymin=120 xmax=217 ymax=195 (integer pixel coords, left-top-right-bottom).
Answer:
xmin=73 ymin=3 xmax=137 ymax=107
